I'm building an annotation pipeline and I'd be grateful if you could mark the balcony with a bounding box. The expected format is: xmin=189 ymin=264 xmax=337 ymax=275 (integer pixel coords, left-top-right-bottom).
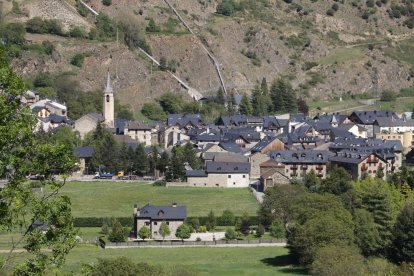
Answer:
xmin=316 ymin=166 xmax=323 ymax=171
xmin=291 ymin=165 xmax=298 ymax=170
xmin=367 ymin=157 xmax=379 ymax=163
xmin=301 ymin=165 xmax=308 ymax=170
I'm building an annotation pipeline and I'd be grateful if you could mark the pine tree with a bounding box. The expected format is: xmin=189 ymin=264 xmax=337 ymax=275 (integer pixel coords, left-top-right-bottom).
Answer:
xmin=134 ymin=143 xmax=149 ymax=176
xmin=297 ymin=97 xmax=309 ymax=115
xmin=183 ymin=142 xmax=201 ymax=169
xmin=282 ymin=82 xmax=297 ymax=112
xmin=171 ymin=146 xmax=185 ymax=181
xmin=239 ymin=93 xmax=253 ymax=115
xmin=392 ymin=203 xmax=414 ymax=262
xmin=216 ymin=87 xmax=226 ymax=106
xmin=149 ymin=146 xmax=159 ymax=177
xmin=158 ymin=151 xmax=170 ymax=176
xmin=270 ymin=79 xmax=285 ymax=112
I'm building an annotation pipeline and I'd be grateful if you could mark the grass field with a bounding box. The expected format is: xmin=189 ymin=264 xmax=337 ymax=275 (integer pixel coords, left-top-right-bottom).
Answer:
xmin=57 ymin=181 xmax=259 ymax=217
xmin=318 ymin=47 xmax=366 ymax=65
xmin=57 ymin=245 xmax=306 ymax=275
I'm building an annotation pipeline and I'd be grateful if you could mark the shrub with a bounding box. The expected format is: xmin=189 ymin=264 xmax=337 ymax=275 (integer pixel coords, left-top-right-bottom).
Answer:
xmin=71 ymin=53 xmax=87 ymax=67
xmin=102 ymin=0 xmax=112 ymax=6
xmin=220 ymin=210 xmax=235 ymax=226
xmin=186 ymin=218 xmax=200 ymax=230
xmin=256 ymin=224 xmax=265 ymax=237
xmin=332 ymin=3 xmax=339 ymax=11
xmin=225 ymin=228 xmax=238 ymax=240
xmin=270 ymin=219 xmax=285 ymax=238
xmin=69 ymin=26 xmax=88 ymax=38
xmin=152 ymin=180 xmax=166 ymax=186
xmin=146 ymin=18 xmax=161 ymax=33
xmin=380 ymin=90 xmax=397 ymax=102
xmin=108 ymin=219 xmax=127 ymax=242
xmin=326 ymin=9 xmax=335 ymax=16
xmin=197 ymin=225 xmax=207 ymax=233
xmin=141 ymin=103 xmax=167 ymax=121
xmin=217 ymin=0 xmax=237 ymax=16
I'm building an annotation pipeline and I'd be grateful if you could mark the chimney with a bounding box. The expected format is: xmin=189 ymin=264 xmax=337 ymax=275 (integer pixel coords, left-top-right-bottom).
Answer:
xmin=172 ymin=202 xmax=177 ymax=208
xmin=133 ymin=204 xmax=140 ymax=216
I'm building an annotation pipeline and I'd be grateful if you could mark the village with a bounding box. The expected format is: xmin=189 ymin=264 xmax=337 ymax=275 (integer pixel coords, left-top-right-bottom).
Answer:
xmin=16 ymin=72 xmax=414 ymax=245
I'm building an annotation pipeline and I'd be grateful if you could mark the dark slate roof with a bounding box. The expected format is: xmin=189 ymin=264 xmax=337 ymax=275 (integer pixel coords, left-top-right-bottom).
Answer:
xmin=219 ymin=142 xmax=245 ymax=153
xmin=277 ymin=133 xmax=319 ymax=145
xmin=313 ymin=113 xmax=348 ymax=125
xmin=125 ymin=121 xmax=152 ymax=130
xmin=329 ymin=137 xmax=403 ymax=152
xmin=269 ymin=150 xmax=332 ymax=164
xmin=206 ymin=161 xmax=251 ymax=174
xmin=329 ymin=128 xmax=356 ymax=139
xmin=263 ymin=116 xmax=281 ymax=129
xmin=74 ymin=146 xmax=95 ymax=158
xmin=218 ymin=115 xmax=248 ymax=127
xmin=167 ymin=114 xmax=204 ymax=128
xmin=48 ymin=114 xmax=69 ymax=123
xmin=115 ymin=119 xmax=128 ymax=135
xmin=196 ymin=132 xmax=222 ymax=142
xmin=185 ymin=170 xmax=207 ymax=177
xmin=137 ymin=204 xmax=187 ymax=220
xmin=349 ymin=110 xmax=397 ymax=124
xmin=329 ymin=151 xmax=386 ymax=164
xmin=290 ymin=114 xmax=309 ymax=122
xmin=374 ymin=118 xmax=414 ymax=128
xmin=30 ymin=221 xmax=49 ymax=231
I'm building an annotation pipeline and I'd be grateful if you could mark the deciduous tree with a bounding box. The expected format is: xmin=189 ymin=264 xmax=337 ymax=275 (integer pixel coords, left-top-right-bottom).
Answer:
xmin=159 ymin=222 xmax=171 ymax=240
xmin=175 ymin=224 xmax=191 ymax=241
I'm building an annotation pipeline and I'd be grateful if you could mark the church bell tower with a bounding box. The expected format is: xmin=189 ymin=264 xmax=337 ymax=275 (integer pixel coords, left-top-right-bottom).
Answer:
xmin=103 ymin=71 xmax=114 ymax=128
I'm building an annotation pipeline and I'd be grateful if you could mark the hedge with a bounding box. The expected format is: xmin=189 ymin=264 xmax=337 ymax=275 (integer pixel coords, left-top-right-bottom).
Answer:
xmin=74 ymin=216 xmax=259 ymax=227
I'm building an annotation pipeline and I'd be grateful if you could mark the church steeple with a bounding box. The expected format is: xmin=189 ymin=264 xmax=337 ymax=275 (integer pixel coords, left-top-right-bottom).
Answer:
xmin=103 ymin=71 xmax=115 ymax=128
xmin=104 ymin=71 xmax=113 ymax=94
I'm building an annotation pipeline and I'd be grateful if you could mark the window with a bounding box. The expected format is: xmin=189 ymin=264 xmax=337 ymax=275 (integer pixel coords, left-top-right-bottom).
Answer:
xmin=166 ymin=222 xmax=169 ymax=225
xmin=233 ymin=182 xmax=236 ymax=185
xmin=228 ymin=175 xmax=231 ymax=178
xmin=154 ymin=222 xmax=157 ymax=225
xmin=106 ymin=95 xmax=110 ymax=103
xmin=243 ymin=175 xmax=246 ymax=178
xmin=145 ymin=222 xmax=150 ymax=226
xmin=215 ymin=184 xmax=219 ymax=187
xmin=154 ymin=231 xmax=158 ymax=234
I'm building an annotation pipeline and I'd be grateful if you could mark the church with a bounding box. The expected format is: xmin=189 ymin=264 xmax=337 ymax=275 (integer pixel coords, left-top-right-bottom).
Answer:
xmin=74 ymin=72 xmax=115 ymax=138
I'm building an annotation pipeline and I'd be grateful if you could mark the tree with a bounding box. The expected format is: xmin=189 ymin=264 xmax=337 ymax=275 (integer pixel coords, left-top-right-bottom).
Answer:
xmin=215 ymin=87 xmax=226 ymax=106
xmin=118 ymin=14 xmax=151 ymax=53
xmin=256 ymin=225 xmax=265 ymax=237
xmin=207 ymin=210 xmax=217 ymax=231
xmin=270 ymin=78 xmax=285 ymax=112
xmin=134 ymin=143 xmax=149 ymax=176
xmin=138 ymin=226 xmax=150 ymax=240
xmin=175 ymin=224 xmax=191 ymax=241
xmin=84 ymin=122 xmax=119 ymax=173
xmin=381 ymin=90 xmax=397 ymax=102
xmin=0 ymin=46 xmax=77 ymax=275
xmin=158 ymin=151 xmax=170 ymax=176
xmin=353 ymin=208 xmax=381 ymax=256
xmin=159 ymin=222 xmax=171 ymax=241
xmin=225 ymin=228 xmax=238 ymax=240
xmin=240 ymin=213 xmax=251 ymax=235
xmin=310 ymin=245 xmax=365 ymax=276
xmin=186 ymin=218 xmax=200 ymax=230
xmin=146 ymin=18 xmax=161 ymax=33
xmin=391 ymin=203 xmax=414 ymax=263
xmin=183 ymin=142 xmax=201 ymax=169
xmin=353 ymin=177 xmax=405 ymax=255
xmin=108 ymin=219 xmax=126 ymax=242
xmin=141 ymin=103 xmax=167 ymax=121
xmin=270 ymin=219 xmax=285 ymax=238
xmin=259 ymin=185 xmax=305 ymax=228
xmin=320 ymin=167 xmax=352 ymax=195
xmin=216 ymin=0 xmax=237 ymax=16
xmin=220 ymin=210 xmax=235 ymax=226
xmin=159 ymin=56 xmax=168 ymax=71
xmin=297 ymin=97 xmax=309 ymax=115
xmin=303 ymin=170 xmax=321 ymax=192
xmin=289 ymin=193 xmax=355 ymax=264
xmin=238 ymin=93 xmax=253 ymax=115
xmin=158 ymin=92 xmax=183 ymax=114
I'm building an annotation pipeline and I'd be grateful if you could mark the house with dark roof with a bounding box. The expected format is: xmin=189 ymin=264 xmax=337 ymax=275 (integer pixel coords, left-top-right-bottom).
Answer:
xmin=349 ymin=110 xmax=398 ymax=137
xmin=259 ymin=159 xmax=290 ymax=190
xmin=124 ymin=121 xmax=153 ymax=146
xmin=74 ymin=146 xmax=95 ymax=175
xmin=186 ymin=161 xmax=251 ymax=187
xmin=329 ymin=151 xmax=389 ymax=180
xmin=133 ymin=203 xmax=187 ymax=240
xmin=250 ymin=136 xmax=286 ymax=179
xmin=268 ymin=150 xmax=332 ymax=179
